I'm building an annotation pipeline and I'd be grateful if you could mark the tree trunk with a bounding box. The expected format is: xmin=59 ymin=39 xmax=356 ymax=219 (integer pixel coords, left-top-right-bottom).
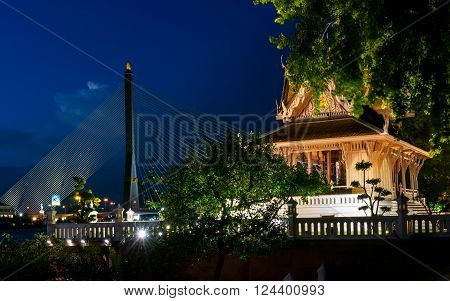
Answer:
xmin=242 ymin=259 xmax=250 ymax=281
xmin=213 ymin=249 xmax=227 ymax=280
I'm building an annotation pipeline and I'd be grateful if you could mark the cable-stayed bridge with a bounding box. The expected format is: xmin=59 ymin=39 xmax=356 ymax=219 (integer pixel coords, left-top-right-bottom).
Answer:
xmin=0 ymin=64 xmax=233 ymax=214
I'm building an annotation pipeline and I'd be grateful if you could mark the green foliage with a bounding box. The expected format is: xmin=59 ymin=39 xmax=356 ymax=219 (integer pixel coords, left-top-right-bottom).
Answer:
xmin=254 ymin=0 xmax=449 ymax=152
xmin=0 ymin=233 xmax=113 ymax=280
xmin=355 ymin=161 xmax=372 ymax=171
xmin=68 ymin=177 xmax=101 ymax=223
xmin=148 ymin=131 xmax=328 ymax=279
xmin=417 ymin=146 xmax=449 ymax=214
xmin=352 ymin=160 xmax=391 ymax=216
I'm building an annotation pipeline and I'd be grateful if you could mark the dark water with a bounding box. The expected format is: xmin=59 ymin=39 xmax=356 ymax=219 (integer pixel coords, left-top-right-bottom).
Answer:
xmin=0 ymin=227 xmax=46 ymax=241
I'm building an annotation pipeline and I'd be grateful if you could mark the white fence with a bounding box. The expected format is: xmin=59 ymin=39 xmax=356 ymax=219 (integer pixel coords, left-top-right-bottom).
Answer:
xmin=48 ymin=221 xmax=160 ymax=240
xmin=291 ymin=215 xmax=449 ymax=239
xmin=292 ymin=194 xmax=397 ymax=218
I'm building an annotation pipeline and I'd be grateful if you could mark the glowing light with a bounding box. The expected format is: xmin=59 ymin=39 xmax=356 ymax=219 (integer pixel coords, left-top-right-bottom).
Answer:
xmin=66 ymin=239 xmax=72 ymax=245
xmin=18 ymin=213 xmax=23 ymax=217
xmin=137 ymin=229 xmax=147 ymax=239
xmin=158 ymin=232 xmax=163 ymax=237
xmin=166 ymin=225 xmax=171 ymax=230
xmin=104 ymin=239 xmax=110 ymax=245
xmin=80 ymin=239 xmax=86 ymax=244
xmin=32 ymin=216 xmax=37 ymax=221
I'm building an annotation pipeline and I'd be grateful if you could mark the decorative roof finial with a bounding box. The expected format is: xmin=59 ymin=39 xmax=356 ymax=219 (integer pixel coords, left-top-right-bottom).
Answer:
xmin=126 ymin=61 xmax=132 ymax=71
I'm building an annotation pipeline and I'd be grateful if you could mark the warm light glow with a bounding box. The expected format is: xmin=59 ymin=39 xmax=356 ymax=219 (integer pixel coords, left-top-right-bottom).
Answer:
xmin=126 ymin=62 xmax=131 ymax=71
xmin=66 ymin=239 xmax=72 ymax=245
xmin=137 ymin=229 xmax=147 ymax=239
xmin=104 ymin=239 xmax=110 ymax=245
xmin=32 ymin=217 xmax=37 ymax=221
xmin=80 ymin=239 xmax=86 ymax=244
xmin=104 ymin=198 xmax=108 ymax=202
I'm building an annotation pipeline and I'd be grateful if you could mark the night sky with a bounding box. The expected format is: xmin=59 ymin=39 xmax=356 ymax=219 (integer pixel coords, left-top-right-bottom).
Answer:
xmin=0 ymin=0 xmax=285 ymax=201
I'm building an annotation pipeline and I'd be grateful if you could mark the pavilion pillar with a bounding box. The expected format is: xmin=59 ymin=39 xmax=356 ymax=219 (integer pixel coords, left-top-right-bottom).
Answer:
xmin=409 ymin=156 xmax=416 ymax=199
xmin=400 ymin=149 xmax=407 ymax=195
xmin=306 ymin=152 xmax=312 ymax=174
xmin=326 ymin=151 xmax=332 ymax=183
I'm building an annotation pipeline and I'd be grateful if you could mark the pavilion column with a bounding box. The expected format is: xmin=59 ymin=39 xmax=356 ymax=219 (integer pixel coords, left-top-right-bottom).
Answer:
xmin=409 ymin=155 xmax=416 ymax=199
xmin=306 ymin=152 xmax=312 ymax=174
xmin=415 ymin=157 xmax=426 ymax=196
xmin=400 ymin=149 xmax=407 ymax=195
xmin=343 ymin=143 xmax=352 ymax=188
xmin=391 ymin=155 xmax=400 ymax=198
xmin=326 ymin=151 xmax=332 ymax=183
xmin=289 ymin=151 xmax=295 ymax=166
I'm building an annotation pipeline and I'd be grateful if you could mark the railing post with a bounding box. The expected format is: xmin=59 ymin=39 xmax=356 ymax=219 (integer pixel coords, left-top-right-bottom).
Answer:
xmin=287 ymin=199 xmax=298 ymax=238
xmin=116 ymin=206 xmax=124 ymax=222
xmin=46 ymin=209 xmax=57 ymax=236
xmin=114 ymin=206 xmax=124 ymax=241
xmin=396 ymin=192 xmax=409 ymax=238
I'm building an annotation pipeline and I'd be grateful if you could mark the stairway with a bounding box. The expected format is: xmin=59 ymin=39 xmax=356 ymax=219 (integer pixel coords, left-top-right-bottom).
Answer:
xmin=407 ymin=200 xmax=429 ymax=215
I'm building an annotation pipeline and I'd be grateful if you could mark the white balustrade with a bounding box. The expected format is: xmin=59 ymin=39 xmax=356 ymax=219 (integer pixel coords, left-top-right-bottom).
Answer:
xmin=293 ymin=214 xmax=450 ymax=239
xmin=48 ymin=221 xmax=160 ymax=241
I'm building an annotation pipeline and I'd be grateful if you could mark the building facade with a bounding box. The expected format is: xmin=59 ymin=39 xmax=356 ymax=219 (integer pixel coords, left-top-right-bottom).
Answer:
xmin=0 ymin=202 xmax=14 ymax=218
xmin=267 ymin=78 xmax=429 ymax=217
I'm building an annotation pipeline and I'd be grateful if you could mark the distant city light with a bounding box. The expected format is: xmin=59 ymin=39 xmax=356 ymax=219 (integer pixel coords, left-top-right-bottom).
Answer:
xmin=19 ymin=213 xmax=23 ymax=217
xmin=137 ymin=229 xmax=147 ymax=239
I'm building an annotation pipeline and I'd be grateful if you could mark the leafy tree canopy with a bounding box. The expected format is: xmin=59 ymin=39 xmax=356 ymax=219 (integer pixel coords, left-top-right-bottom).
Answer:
xmin=255 ymin=0 xmax=449 ymax=152
xmin=147 ymin=131 xmax=328 ymax=279
xmin=68 ymin=177 xmax=101 ymax=223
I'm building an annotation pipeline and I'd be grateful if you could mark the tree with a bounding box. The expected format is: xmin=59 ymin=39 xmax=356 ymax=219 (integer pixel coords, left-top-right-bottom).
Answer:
xmin=350 ymin=160 xmax=392 ymax=216
xmin=417 ymin=147 xmax=449 ymax=215
xmin=68 ymin=177 xmax=101 ymax=223
xmin=254 ymin=0 xmax=449 ymax=152
xmin=147 ymin=131 xmax=328 ymax=280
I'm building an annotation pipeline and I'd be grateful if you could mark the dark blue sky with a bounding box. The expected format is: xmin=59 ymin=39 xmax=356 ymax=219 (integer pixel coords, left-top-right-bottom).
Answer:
xmin=0 ymin=0 xmax=285 ymax=199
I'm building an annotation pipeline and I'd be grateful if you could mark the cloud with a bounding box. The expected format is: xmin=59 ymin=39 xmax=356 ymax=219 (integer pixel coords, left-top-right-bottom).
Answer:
xmin=87 ymin=81 xmax=106 ymax=90
xmin=54 ymin=82 xmax=108 ymax=125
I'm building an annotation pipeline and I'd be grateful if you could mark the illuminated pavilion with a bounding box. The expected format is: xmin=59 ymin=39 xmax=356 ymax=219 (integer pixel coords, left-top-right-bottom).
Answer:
xmin=266 ymin=77 xmax=429 ymax=217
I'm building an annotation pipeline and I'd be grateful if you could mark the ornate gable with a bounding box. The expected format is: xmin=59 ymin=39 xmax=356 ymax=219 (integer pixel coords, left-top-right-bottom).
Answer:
xmin=276 ymin=78 xmax=352 ymax=122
